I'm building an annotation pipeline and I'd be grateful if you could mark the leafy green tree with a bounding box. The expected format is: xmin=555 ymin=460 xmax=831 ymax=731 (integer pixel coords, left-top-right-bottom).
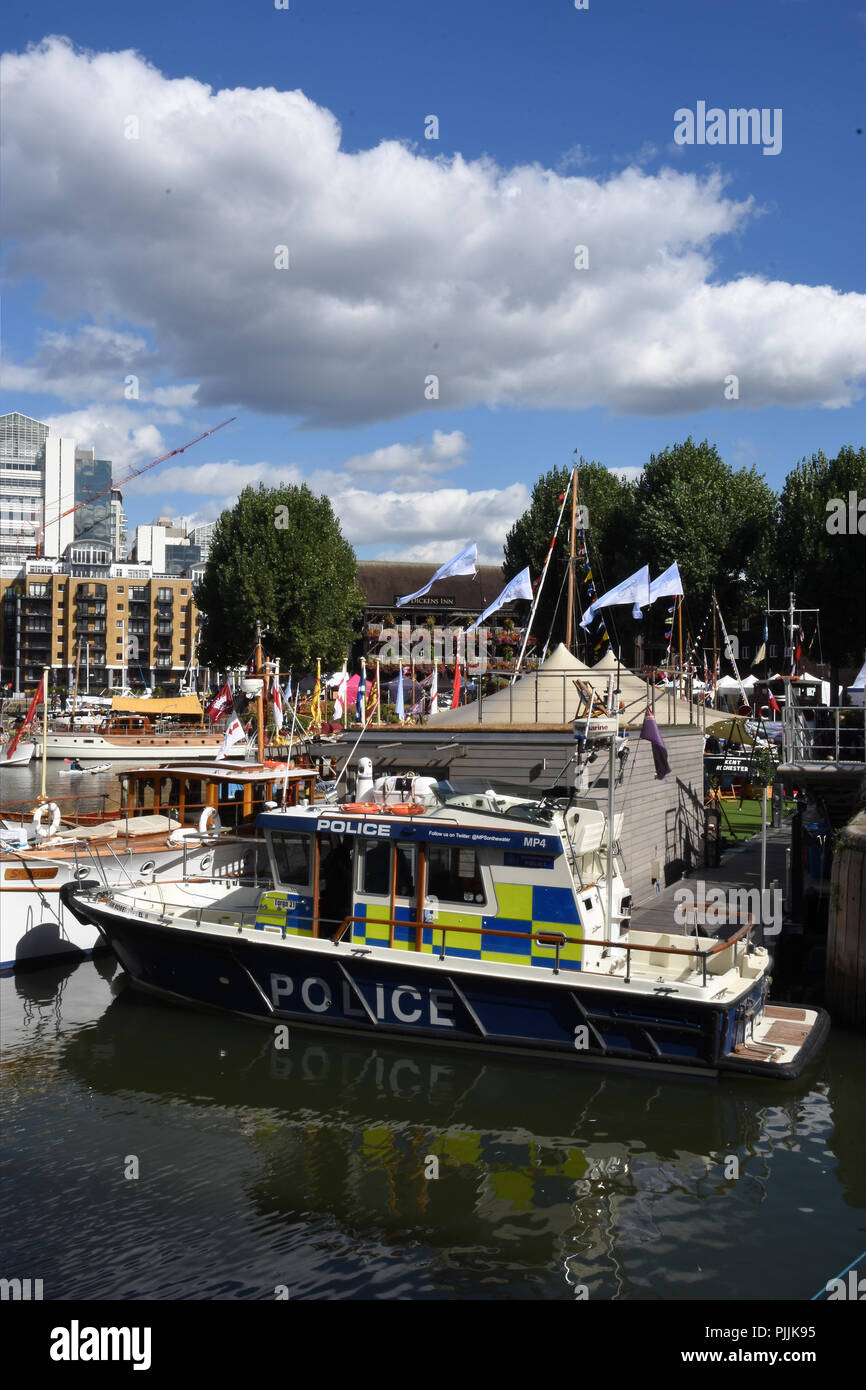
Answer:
xmin=503 ymin=458 xmax=638 ymax=653
xmin=633 ymin=438 xmax=777 ymax=622
xmin=772 ymin=447 xmax=866 ymax=670
xmin=194 ymin=484 xmax=364 ymax=670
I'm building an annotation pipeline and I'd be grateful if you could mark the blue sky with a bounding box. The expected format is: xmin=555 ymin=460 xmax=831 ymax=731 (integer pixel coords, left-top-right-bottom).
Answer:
xmin=2 ymin=0 xmax=865 ymax=562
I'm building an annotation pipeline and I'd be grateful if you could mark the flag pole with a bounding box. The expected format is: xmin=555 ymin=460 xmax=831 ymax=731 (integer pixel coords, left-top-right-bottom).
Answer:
xmin=513 ymin=469 xmax=573 ymax=682
xmin=39 ymin=666 xmax=50 ymax=803
xmin=565 ymin=464 xmax=578 ymax=653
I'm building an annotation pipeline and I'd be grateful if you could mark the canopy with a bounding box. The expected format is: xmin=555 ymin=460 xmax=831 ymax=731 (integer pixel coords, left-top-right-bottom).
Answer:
xmin=111 ymin=696 xmax=202 ymax=716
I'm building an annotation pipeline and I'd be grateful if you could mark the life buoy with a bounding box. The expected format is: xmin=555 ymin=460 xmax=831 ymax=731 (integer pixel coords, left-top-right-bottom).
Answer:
xmin=341 ymin=803 xmax=380 ymax=813
xmin=390 ymin=804 xmax=424 ymax=816
xmin=199 ymin=806 xmax=222 ymax=835
xmin=33 ymin=802 xmax=61 ymax=838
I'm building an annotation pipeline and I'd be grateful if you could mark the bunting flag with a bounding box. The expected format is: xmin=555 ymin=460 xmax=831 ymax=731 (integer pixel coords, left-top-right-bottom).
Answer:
xmin=466 ymin=567 xmax=532 ymax=631
xmin=769 ymin=692 xmax=781 ymax=714
xmin=311 ymin=659 xmax=322 ymax=724
xmin=333 ymin=663 xmax=347 ymax=722
xmin=451 ymin=654 xmax=461 ymax=709
xmin=271 ymin=677 xmax=284 ymax=731
xmin=639 ymin=707 xmax=671 ymax=780
xmin=357 ymin=660 xmax=366 ymax=724
xmin=751 ymin=642 xmax=766 ymax=667
xmin=206 ymin=682 xmax=233 ymax=725
xmin=216 ymin=713 xmax=245 ymax=759
xmin=284 ymin=671 xmax=292 ymax=704
xmin=396 ymin=543 xmax=477 ymax=606
xmin=6 ymin=674 xmax=44 ymax=760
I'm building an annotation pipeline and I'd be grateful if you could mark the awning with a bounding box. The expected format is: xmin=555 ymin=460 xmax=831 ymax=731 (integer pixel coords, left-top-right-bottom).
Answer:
xmin=111 ymin=696 xmax=203 ymax=716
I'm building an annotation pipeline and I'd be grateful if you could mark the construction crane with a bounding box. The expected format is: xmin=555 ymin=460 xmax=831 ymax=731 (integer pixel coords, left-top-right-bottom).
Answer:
xmin=33 ymin=417 xmax=236 ymax=557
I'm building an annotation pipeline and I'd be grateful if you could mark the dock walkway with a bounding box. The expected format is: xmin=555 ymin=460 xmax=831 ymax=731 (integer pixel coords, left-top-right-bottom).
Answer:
xmin=630 ymin=822 xmax=792 ymax=940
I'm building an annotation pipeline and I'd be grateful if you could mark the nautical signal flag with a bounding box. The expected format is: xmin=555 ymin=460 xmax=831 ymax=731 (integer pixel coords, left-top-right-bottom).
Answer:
xmin=217 ymin=713 xmax=245 ymax=759
xmin=206 ymin=682 xmax=233 ymax=724
xmin=271 ymin=678 xmax=283 ymax=731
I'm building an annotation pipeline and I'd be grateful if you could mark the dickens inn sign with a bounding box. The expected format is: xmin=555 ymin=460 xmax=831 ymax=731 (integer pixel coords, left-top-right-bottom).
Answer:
xmin=393 ymin=595 xmax=456 ymax=608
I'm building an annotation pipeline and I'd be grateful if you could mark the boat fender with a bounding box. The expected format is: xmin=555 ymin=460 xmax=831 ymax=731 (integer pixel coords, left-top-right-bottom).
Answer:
xmin=33 ymin=802 xmax=61 ymax=839
xmin=199 ymin=806 xmax=222 ymax=836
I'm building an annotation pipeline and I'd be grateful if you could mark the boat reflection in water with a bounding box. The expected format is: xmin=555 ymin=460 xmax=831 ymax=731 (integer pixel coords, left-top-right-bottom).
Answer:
xmin=61 ymin=982 xmax=840 ymax=1300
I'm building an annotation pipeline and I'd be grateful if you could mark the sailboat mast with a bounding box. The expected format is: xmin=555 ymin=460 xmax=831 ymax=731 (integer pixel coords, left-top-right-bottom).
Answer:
xmin=565 ymin=467 xmax=578 ymax=653
xmin=512 ymin=465 xmax=574 ymax=682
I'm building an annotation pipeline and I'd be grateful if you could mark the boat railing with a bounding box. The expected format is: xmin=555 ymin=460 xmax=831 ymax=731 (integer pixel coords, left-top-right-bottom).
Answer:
xmin=328 ymin=914 xmax=755 ymax=987
xmin=1 ymin=792 xmax=111 ymax=829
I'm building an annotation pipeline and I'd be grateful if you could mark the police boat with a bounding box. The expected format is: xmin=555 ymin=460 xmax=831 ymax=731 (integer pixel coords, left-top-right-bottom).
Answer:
xmin=62 ymin=776 xmax=828 ymax=1079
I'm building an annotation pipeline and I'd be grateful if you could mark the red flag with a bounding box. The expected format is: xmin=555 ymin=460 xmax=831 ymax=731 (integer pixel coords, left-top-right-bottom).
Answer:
xmin=769 ymin=693 xmax=781 ymax=714
xmin=206 ymin=682 xmax=232 ymax=724
xmin=451 ymin=655 xmax=461 ymax=709
xmin=6 ymin=675 xmax=44 ymax=760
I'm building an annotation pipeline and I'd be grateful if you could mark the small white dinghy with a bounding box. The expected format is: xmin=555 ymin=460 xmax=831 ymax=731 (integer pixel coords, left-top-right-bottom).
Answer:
xmin=58 ymin=760 xmax=112 ymax=776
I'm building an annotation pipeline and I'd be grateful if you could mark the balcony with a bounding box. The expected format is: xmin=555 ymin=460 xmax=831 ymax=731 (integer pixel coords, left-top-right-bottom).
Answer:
xmin=77 ymin=600 xmax=107 ymax=616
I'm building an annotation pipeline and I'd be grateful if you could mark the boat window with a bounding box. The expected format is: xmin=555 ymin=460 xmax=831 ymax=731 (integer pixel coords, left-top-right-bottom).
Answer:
xmin=362 ymin=840 xmax=391 ymax=896
xmin=271 ymin=832 xmax=311 ymax=888
xmin=360 ymin=842 xmax=416 ymax=898
xmin=394 ymin=842 xmax=416 ymax=897
xmin=427 ymin=845 xmax=486 ymax=905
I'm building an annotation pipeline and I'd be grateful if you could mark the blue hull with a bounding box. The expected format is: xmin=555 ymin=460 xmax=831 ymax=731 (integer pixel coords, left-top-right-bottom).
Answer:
xmin=74 ymin=904 xmax=803 ymax=1077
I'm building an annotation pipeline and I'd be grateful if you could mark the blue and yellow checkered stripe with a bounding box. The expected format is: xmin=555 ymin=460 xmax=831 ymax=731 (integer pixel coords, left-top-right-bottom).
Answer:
xmin=353 ymin=884 xmax=583 ymax=970
xmin=255 ymin=890 xmax=315 ymax=937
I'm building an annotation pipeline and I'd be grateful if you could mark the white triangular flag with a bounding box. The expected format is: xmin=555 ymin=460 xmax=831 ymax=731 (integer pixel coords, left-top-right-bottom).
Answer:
xmin=467 ymin=567 xmax=532 ymax=631
xmin=396 ymin=543 xmax=477 ymax=606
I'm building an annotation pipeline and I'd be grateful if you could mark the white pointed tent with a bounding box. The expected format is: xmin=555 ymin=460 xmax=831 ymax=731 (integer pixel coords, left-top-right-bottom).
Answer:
xmin=847 ymin=657 xmax=866 ymax=708
xmin=425 ymin=644 xmax=593 ymax=728
xmin=426 ymin=643 xmax=733 ymax=729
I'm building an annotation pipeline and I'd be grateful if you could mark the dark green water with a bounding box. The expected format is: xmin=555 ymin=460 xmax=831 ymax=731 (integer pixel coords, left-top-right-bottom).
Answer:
xmin=1 ymin=760 xmax=864 ymax=1301
xmin=1 ymin=957 xmax=863 ymax=1301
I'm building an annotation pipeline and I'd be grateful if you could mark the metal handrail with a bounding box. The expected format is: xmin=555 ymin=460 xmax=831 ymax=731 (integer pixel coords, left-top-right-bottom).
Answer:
xmin=327 ymin=912 xmax=753 ymax=981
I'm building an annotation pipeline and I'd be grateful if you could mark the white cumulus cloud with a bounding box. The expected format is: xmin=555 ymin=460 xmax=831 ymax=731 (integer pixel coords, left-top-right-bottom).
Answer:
xmin=4 ymin=36 xmax=864 ymax=429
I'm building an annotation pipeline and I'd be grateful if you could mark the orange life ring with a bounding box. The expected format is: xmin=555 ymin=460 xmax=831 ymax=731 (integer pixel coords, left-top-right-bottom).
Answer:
xmin=340 ymin=803 xmax=380 ymax=813
xmin=390 ymin=804 xmax=424 ymax=816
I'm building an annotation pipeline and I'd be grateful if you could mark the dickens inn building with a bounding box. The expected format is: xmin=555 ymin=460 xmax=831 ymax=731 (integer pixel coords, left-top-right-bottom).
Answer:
xmin=354 ymin=561 xmax=528 ymax=669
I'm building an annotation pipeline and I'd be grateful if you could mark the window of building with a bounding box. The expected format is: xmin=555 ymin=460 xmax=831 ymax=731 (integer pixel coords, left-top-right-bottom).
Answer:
xmin=117 ymin=621 xmax=123 ymax=628
xmin=117 ymin=586 xmax=124 ymax=593
xmin=117 ymin=603 xmax=123 ymax=610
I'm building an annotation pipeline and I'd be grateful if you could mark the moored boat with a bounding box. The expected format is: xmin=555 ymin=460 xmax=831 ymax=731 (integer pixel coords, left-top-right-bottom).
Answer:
xmin=0 ymin=760 xmax=318 ymax=972
xmin=62 ymin=778 xmax=828 ymax=1078
xmin=40 ymin=694 xmax=244 ymax=761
